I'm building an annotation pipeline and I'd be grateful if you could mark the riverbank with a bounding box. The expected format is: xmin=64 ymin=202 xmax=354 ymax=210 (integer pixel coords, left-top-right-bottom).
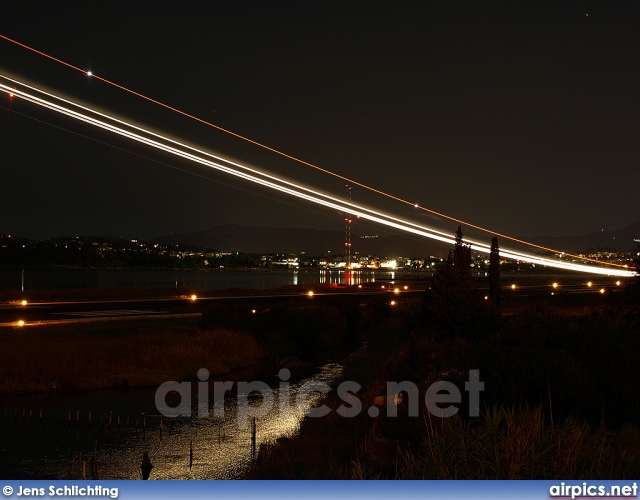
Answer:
xmin=0 ymin=317 xmax=262 ymax=395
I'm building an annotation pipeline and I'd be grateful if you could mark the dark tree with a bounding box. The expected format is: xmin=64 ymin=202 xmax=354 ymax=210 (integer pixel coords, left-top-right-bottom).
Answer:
xmin=634 ymin=244 xmax=640 ymax=293
xmin=489 ymin=236 xmax=501 ymax=308
xmin=429 ymin=226 xmax=482 ymax=337
xmin=453 ymin=225 xmax=472 ymax=274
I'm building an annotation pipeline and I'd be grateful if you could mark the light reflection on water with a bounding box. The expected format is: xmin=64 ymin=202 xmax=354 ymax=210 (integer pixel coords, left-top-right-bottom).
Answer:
xmin=0 ymin=363 xmax=343 ymax=480
xmin=0 ymin=268 xmax=427 ymax=291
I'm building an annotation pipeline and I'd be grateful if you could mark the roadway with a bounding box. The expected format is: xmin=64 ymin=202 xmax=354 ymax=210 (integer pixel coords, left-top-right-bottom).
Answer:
xmin=0 ymin=290 xmax=394 ymax=327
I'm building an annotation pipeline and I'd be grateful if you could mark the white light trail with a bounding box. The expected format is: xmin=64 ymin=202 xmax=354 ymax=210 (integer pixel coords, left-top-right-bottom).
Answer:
xmin=0 ymin=76 xmax=459 ymax=244
xmin=0 ymin=76 xmax=635 ymax=277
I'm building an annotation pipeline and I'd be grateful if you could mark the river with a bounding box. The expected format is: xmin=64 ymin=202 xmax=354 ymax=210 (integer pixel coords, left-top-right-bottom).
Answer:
xmin=0 ymin=268 xmax=430 ymax=291
xmin=0 ymin=364 xmax=343 ymax=479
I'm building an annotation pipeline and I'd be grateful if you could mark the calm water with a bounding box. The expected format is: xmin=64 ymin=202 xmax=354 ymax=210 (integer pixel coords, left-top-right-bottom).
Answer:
xmin=0 ymin=268 xmax=430 ymax=291
xmin=0 ymin=363 xmax=343 ymax=479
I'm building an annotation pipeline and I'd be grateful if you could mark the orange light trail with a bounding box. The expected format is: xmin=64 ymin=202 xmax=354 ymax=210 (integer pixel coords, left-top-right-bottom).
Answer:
xmin=0 ymin=34 xmax=628 ymax=269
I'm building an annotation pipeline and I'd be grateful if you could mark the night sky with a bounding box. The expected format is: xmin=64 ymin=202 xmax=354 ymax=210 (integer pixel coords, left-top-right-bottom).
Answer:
xmin=1 ymin=1 xmax=639 ymax=242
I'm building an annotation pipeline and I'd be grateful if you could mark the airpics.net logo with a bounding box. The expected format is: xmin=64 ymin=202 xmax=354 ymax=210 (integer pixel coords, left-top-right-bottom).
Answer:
xmin=155 ymin=368 xmax=484 ymax=428
xmin=549 ymin=482 xmax=638 ymax=499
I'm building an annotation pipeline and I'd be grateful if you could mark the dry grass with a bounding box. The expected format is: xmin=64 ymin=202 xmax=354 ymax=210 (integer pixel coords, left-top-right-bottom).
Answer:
xmin=397 ymin=405 xmax=640 ymax=479
xmin=0 ymin=318 xmax=262 ymax=394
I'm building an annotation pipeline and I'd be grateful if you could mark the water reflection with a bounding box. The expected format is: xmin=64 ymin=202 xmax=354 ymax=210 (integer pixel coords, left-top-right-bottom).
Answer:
xmin=0 ymin=268 xmax=417 ymax=291
xmin=317 ymin=269 xmax=384 ymax=286
xmin=0 ymin=364 xmax=343 ymax=480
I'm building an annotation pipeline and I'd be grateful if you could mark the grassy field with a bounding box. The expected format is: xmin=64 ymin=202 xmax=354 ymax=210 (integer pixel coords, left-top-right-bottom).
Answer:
xmin=0 ymin=317 xmax=262 ymax=395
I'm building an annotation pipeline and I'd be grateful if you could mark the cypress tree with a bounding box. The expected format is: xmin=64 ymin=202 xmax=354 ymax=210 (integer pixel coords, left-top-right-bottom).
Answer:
xmin=489 ymin=236 xmax=501 ymax=308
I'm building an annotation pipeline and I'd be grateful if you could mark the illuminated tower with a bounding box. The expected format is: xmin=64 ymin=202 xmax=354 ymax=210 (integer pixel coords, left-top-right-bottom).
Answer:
xmin=345 ymin=185 xmax=352 ymax=268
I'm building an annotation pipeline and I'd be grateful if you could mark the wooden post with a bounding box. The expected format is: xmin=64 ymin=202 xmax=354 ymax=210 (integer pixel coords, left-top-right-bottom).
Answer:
xmin=159 ymin=419 xmax=163 ymax=441
xmin=91 ymin=455 xmax=98 ymax=480
xmin=251 ymin=418 xmax=257 ymax=459
xmin=189 ymin=440 xmax=193 ymax=469
xmin=92 ymin=441 xmax=99 ymax=480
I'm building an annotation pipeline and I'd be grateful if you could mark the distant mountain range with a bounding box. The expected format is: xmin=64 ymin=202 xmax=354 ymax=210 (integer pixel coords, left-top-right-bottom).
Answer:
xmin=152 ymin=225 xmax=449 ymax=257
xmin=152 ymin=219 xmax=640 ymax=256
xmin=527 ymin=219 xmax=640 ymax=253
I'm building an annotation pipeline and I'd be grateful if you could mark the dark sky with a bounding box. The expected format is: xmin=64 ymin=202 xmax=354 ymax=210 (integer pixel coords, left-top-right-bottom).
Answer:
xmin=1 ymin=1 xmax=639 ymax=241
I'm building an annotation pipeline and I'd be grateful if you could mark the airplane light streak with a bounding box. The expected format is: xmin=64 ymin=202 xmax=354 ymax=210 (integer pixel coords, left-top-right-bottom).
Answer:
xmin=1 ymin=33 xmax=622 ymax=269
xmin=0 ymin=75 xmax=635 ymax=278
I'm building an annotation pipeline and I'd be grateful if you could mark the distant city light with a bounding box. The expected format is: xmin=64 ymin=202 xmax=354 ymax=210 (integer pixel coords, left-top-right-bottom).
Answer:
xmin=87 ymin=70 xmax=92 ymax=76
xmin=307 ymin=291 xmax=314 ymax=297
xmin=17 ymin=320 xmax=25 ymax=327
xmin=616 ymin=281 xmax=621 ymax=286
xmin=587 ymin=282 xmax=592 ymax=287
xmin=190 ymin=294 xmax=197 ymax=301
xmin=552 ymin=283 xmax=559 ymax=289
xmin=600 ymin=288 xmax=606 ymax=294
xmin=394 ymin=288 xmax=400 ymax=294
xmin=511 ymin=284 xmax=516 ymax=290
xmin=403 ymin=285 xmax=408 ymax=290
xmin=390 ymin=300 xmax=396 ymax=306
